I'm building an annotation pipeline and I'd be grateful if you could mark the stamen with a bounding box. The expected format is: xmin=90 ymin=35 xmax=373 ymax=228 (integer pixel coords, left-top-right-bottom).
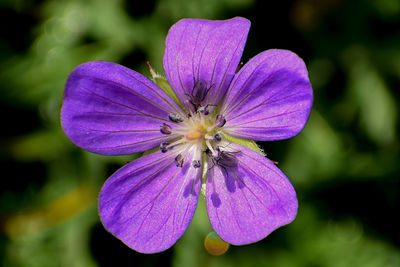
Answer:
xmin=175 ymin=154 xmax=184 ymax=167
xmin=192 ymin=160 xmax=201 ymax=168
xmin=200 ymin=112 xmax=205 ymax=125
xmin=160 ymin=142 xmax=170 ymax=153
xmin=198 ymin=105 xmax=209 ymax=115
xmin=160 ymin=123 xmax=172 ymax=134
xmin=191 ymin=144 xmax=203 ymax=168
xmin=215 ymin=115 xmax=226 ymax=128
xmin=213 ymin=147 xmax=222 ymax=160
xmin=206 ymin=140 xmax=219 ymax=158
xmin=164 ymin=138 xmax=188 ymax=150
xmin=205 ymin=134 xmax=213 ymax=140
xmin=207 ymin=115 xmax=226 ymax=132
xmin=214 ymin=133 xmax=222 ymax=142
xmin=169 ymin=113 xmax=184 ymax=123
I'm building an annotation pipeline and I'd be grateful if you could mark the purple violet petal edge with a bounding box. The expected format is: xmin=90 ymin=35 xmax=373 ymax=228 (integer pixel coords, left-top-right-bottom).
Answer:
xmin=206 ymin=143 xmax=298 ymax=245
xmin=163 ymin=17 xmax=250 ymax=110
xmin=61 ymin=61 xmax=183 ymax=155
xmin=220 ymin=49 xmax=313 ymax=141
xmin=99 ymin=149 xmax=202 ymax=253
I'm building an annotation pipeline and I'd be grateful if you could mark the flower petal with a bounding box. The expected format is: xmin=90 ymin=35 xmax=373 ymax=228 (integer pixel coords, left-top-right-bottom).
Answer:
xmin=206 ymin=144 xmax=297 ymax=245
xmin=99 ymin=150 xmax=202 ymax=253
xmin=61 ymin=61 xmax=183 ymax=155
xmin=220 ymin=50 xmax=313 ymax=140
xmin=163 ymin=17 xmax=250 ymax=109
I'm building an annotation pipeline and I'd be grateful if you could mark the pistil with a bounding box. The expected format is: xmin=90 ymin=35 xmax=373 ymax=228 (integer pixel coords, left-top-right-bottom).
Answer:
xmin=185 ymin=128 xmax=204 ymax=140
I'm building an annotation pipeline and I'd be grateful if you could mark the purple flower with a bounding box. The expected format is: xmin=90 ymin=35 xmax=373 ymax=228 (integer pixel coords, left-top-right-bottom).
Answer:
xmin=61 ymin=17 xmax=313 ymax=253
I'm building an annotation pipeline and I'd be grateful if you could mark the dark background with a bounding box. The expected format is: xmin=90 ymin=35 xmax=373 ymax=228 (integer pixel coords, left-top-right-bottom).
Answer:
xmin=1 ymin=0 xmax=399 ymax=266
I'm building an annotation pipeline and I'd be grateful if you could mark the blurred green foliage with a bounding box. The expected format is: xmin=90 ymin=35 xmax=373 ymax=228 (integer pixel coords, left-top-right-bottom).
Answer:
xmin=0 ymin=0 xmax=399 ymax=266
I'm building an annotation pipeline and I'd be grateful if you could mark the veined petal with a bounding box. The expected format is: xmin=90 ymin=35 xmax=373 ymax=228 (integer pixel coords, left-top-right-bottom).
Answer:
xmin=220 ymin=50 xmax=313 ymax=141
xmin=163 ymin=17 xmax=250 ymax=109
xmin=206 ymin=144 xmax=297 ymax=245
xmin=99 ymin=150 xmax=202 ymax=253
xmin=61 ymin=61 xmax=183 ymax=155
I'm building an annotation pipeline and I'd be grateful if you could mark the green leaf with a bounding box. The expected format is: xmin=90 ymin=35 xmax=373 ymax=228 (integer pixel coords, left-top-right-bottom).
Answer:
xmin=222 ymin=134 xmax=264 ymax=155
xmin=152 ymin=75 xmax=186 ymax=110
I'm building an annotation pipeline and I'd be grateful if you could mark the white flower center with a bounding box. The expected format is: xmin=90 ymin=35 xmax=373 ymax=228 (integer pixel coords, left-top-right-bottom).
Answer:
xmin=159 ymin=106 xmax=226 ymax=168
xmin=154 ymin=77 xmax=239 ymax=170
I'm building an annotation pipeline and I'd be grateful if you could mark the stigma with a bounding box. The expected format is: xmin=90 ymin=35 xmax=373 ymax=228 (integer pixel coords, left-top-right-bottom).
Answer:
xmin=185 ymin=126 xmax=206 ymax=140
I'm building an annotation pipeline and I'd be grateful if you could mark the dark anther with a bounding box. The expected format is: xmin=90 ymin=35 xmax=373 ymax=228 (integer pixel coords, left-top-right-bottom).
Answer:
xmin=160 ymin=123 xmax=172 ymax=134
xmin=215 ymin=115 xmax=226 ymax=128
xmin=198 ymin=105 xmax=209 ymax=115
xmin=192 ymin=160 xmax=201 ymax=168
xmin=214 ymin=133 xmax=222 ymax=142
xmin=168 ymin=113 xmax=184 ymax=123
xmin=160 ymin=142 xmax=169 ymax=153
xmin=175 ymin=154 xmax=184 ymax=167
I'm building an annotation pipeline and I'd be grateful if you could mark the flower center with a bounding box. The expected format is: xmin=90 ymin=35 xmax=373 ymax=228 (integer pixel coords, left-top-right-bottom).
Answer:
xmin=185 ymin=126 xmax=206 ymax=141
xmin=157 ymin=80 xmax=237 ymax=170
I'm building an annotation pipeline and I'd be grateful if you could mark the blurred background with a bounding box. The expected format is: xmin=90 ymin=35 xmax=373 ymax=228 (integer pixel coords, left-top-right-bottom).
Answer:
xmin=0 ymin=0 xmax=399 ymax=266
